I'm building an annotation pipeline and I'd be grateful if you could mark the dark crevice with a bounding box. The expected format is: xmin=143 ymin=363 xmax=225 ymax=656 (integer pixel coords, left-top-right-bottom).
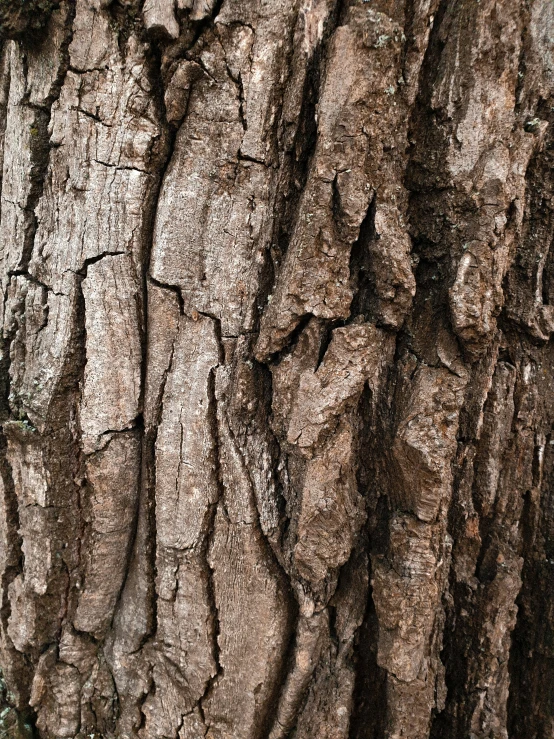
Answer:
xmin=198 ymin=365 xmax=224 ymax=724
xmin=314 ymin=319 xmax=344 ymax=371
xmin=349 ymin=501 xmax=389 ymax=739
xmin=65 ymin=271 xmax=93 ymax=638
xmin=67 ymin=63 xmax=110 ymax=75
xmin=238 ymin=151 xmax=268 ymax=167
xmin=147 ymin=274 xmax=185 ymax=314
xmin=75 ymin=250 xmax=126 ymax=277
xmin=76 ymin=107 xmax=111 ymax=126
xmin=542 ymin=238 xmax=554 ymax=307
xmin=84 ymin=417 xmax=144 ymax=461
xmin=349 ymin=195 xmax=377 ymax=322
xmin=237 ymin=72 xmax=246 ymax=131
xmin=264 ymin=313 xmax=313 ymax=367
xmin=92 ymin=158 xmax=150 ymax=173
xmin=268 ymin=60 xmax=319 ymax=268
xmin=7 ymin=269 xmax=61 ymax=296
xmin=249 ymin=358 xmax=289 ymax=561
xmin=349 ymin=373 xmax=389 ymax=739
xmin=507 ymin=464 xmax=554 ymax=738
xmin=192 ymin=54 xmax=218 ymax=84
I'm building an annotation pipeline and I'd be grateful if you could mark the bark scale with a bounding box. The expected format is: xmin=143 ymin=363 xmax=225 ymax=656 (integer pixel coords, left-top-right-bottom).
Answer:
xmin=0 ymin=1 xmax=553 ymax=738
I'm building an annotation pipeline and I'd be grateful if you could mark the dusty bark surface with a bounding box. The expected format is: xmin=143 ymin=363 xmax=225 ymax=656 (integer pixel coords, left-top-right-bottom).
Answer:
xmin=0 ymin=0 xmax=553 ymax=737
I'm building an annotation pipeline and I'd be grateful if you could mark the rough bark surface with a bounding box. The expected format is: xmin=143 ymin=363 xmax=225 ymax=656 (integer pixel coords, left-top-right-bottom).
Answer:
xmin=0 ymin=1 xmax=553 ymax=738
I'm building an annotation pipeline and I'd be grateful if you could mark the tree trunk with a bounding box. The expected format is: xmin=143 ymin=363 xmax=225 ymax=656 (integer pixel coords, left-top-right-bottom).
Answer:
xmin=0 ymin=0 xmax=553 ymax=737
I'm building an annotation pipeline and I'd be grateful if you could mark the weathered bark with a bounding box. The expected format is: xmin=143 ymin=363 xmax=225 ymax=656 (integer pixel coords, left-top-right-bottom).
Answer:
xmin=0 ymin=0 xmax=553 ymax=737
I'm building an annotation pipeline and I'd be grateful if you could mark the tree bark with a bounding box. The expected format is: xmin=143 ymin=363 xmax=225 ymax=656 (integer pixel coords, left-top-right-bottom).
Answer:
xmin=0 ymin=0 xmax=553 ymax=737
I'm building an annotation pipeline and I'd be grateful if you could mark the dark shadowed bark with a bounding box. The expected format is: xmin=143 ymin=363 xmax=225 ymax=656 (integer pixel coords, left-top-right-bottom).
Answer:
xmin=0 ymin=1 xmax=553 ymax=737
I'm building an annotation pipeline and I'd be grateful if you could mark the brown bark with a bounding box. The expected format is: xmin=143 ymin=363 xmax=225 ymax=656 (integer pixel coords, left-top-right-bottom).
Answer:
xmin=0 ymin=1 xmax=553 ymax=737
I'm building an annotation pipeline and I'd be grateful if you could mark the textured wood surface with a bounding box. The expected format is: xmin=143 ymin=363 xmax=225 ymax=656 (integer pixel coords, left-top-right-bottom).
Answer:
xmin=0 ymin=1 xmax=554 ymax=737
